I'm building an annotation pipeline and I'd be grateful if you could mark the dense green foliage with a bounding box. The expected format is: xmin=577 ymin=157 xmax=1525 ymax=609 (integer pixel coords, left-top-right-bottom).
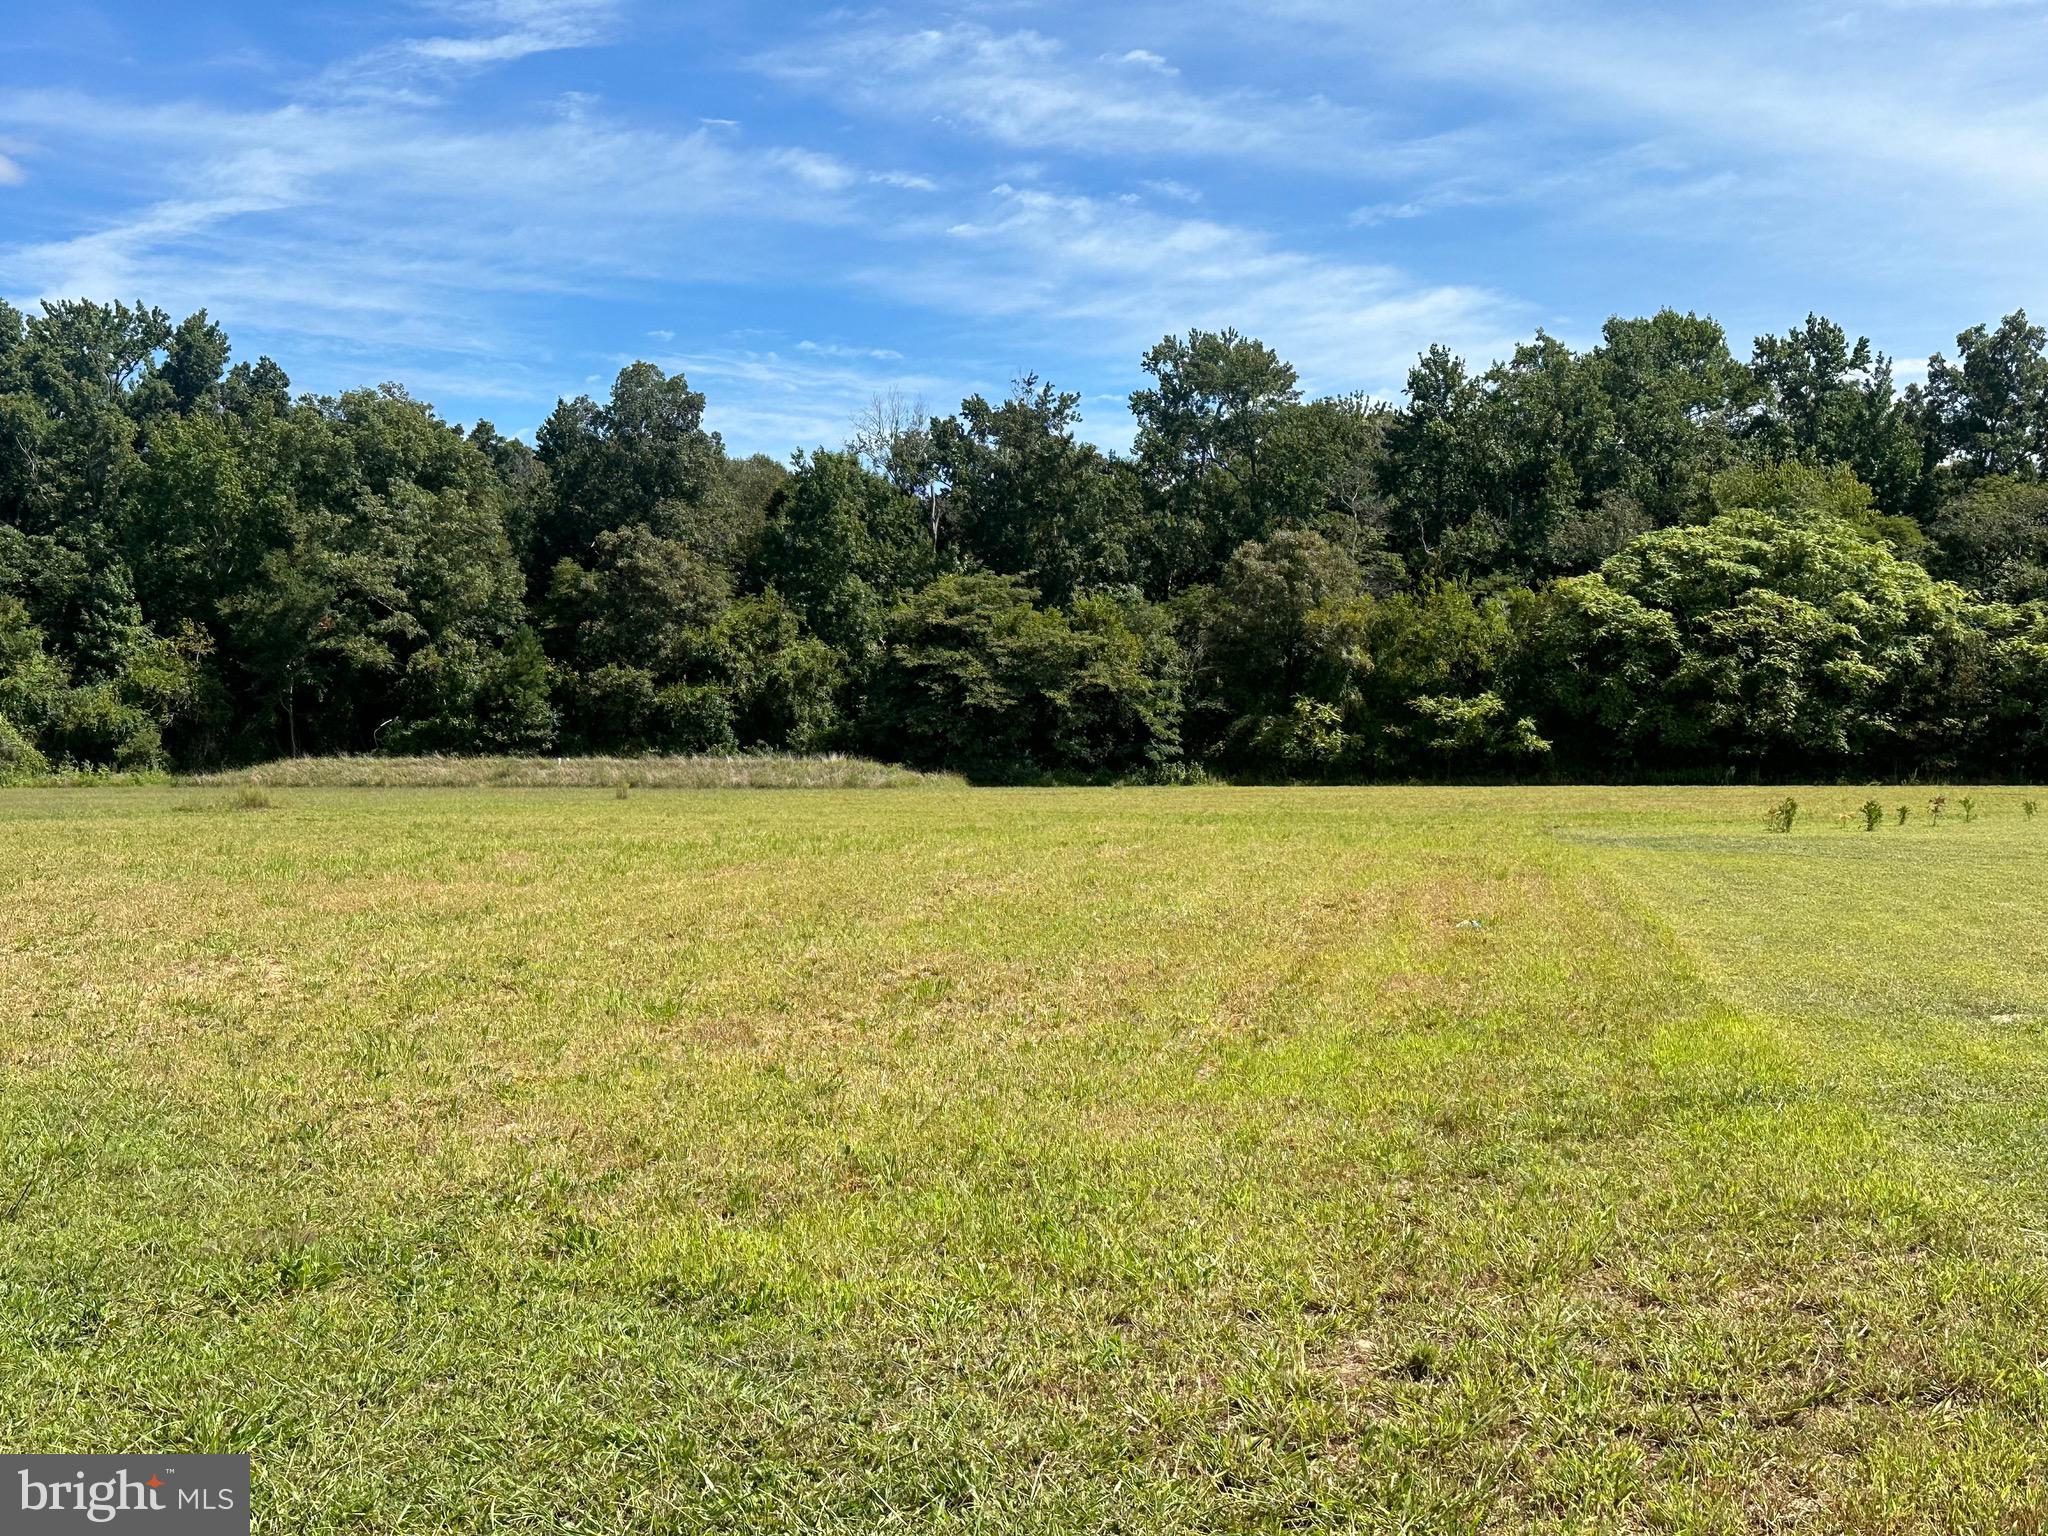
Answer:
xmin=4 ymin=298 xmax=2045 ymax=780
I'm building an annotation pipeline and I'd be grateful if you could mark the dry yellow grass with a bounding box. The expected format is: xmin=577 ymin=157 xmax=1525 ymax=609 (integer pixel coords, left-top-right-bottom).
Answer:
xmin=181 ymin=752 xmax=960 ymax=790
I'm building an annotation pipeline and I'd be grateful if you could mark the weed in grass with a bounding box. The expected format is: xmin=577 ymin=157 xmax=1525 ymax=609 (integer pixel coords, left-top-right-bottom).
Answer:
xmin=1398 ymin=1343 xmax=1442 ymax=1381
xmin=1931 ymin=794 xmax=1948 ymax=822
xmin=1764 ymin=796 xmax=1798 ymax=833
xmin=178 ymin=787 xmax=277 ymax=814
xmin=1960 ymin=795 xmax=1977 ymax=822
xmin=1898 ymin=804 xmax=1911 ymax=826
xmin=2028 ymin=800 xmax=2039 ymax=819
xmin=1861 ymin=800 xmax=1884 ymax=831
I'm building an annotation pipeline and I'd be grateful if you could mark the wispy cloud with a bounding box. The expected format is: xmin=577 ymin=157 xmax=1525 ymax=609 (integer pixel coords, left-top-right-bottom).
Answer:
xmin=16 ymin=0 xmax=2021 ymax=459
xmin=884 ymin=181 xmax=1523 ymax=396
xmin=642 ymin=345 xmax=954 ymax=455
xmin=1110 ymin=49 xmax=1178 ymax=76
xmin=1264 ymin=0 xmax=2048 ymax=226
xmin=322 ymin=0 xmax=622 ymax=99
xmin=0 ymin=80 xmax=877 ymax=427
xmin=752 ymin=20 xmax=1454 ymax=175
xmin=765 ymin=147 xmax=860 ymax=192
xmin=0 ymin=27 xmax=1528 ymax=450
xmin=797 ymin=340 xmax=905 ymax=360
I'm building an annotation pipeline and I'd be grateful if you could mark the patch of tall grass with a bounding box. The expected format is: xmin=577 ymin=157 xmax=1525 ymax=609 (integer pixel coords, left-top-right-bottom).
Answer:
xmin=180 ymin=753 xmax=962 ymax=790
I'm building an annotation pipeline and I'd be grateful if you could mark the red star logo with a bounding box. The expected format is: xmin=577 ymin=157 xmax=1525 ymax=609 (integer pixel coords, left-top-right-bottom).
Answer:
xmin=147 ymin=1476 xmax=163 ymax=1489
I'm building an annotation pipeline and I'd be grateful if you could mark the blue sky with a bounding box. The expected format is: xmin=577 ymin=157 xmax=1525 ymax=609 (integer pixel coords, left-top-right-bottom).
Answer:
xmin=3 ymin=1 xmax=2044 ymax=456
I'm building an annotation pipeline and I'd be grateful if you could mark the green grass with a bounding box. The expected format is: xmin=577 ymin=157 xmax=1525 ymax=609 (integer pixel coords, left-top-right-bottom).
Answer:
xmin=2 ymin=784 xmax=2045 ymax=1532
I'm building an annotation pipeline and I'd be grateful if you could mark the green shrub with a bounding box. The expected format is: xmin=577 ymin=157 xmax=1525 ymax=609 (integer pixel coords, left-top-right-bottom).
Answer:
xmin=1861 ymin=800 xmax=1884 ymax=831
xmin=711 ymin=594 xmax=841 ymax=752
xmin=1534 ymin=507 xmax=1994 ymax=778
xmin=1271 ymin=697 xmax=1349 ymax=773
xmin=1122 ymin=761 xmax=1220 ymax=787
xmin=0 ymin=713 xmax=47 ymax=780
xmin=651 ymin=682 xmax=739 ymax=755
xmin=51 ymin=684 xmax=165 ymax=771
xmin=862 ymin=573 xmax=1183 ymax=778
xmin=1764 ymin=797 xmax=1799 ymax=834
xmin=390 ymin=630 xmax=558 ymax=755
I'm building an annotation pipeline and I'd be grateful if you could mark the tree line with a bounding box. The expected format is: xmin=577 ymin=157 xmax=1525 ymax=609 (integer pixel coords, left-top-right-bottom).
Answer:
xmin=2 ymin=298 xmax=2045 ymax=781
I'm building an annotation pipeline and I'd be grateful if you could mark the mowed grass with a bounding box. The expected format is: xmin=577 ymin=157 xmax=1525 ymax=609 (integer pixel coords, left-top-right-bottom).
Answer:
xmin=2 ymin=785 xmax=2046 ymax=1533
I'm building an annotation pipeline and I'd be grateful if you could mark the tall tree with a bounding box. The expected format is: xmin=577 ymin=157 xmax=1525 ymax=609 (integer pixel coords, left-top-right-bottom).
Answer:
xmin=1379 ymin=345 xmax=1490 ymax=570
xmin=153 ymin=310 xmax=231 ymax=413
xmin=1130 ymin=328 xmax=1301 ymax=586
xmin=1749 ymin=314 xmax=1925 ymax=515
xmin=1588 ymin=310 xmax=1755 ymax=527
xmin=533 ymin=362 xmax=721 ymax=572
xmin=930 ymin=378 xmax=1142 ymax=606
xmin=1921 ymin=310 xmax=2048 ymax=482
xmin=755 ymin=449 xmax=931 ymax=661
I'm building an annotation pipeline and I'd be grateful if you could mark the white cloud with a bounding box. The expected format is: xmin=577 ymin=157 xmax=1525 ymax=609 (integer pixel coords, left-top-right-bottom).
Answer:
xmin=766 ymin=147 xmax=859 ymax=192
xmin=796 ymin=340 xmax=905 ymax=360
xmin=641 ymin=345 xmax=954 ymax=455
xmin=0 ymin=1 xmax=1557 ymax=452
xmin=752 ymin=21 xmax=1453 ymax=175
xmin=1268 ymin=0 xmax=2048 ymax=216
xmin=0 ymin=154 xmax=23 ymax=187
xmin=1349 ymin=201 xmax=1426 ymax=227
xmin=401 ymin=0 xmax=619 ymax=64
xmin=0 ymin=83 xmax=877 ymax=399
xmin=874 ymin=181 xmax=1525 ymax=397
xmin=316 ymin=0 xmax=621 ymax=102
xmin=1111 ymin=49 xmax=1178 ymax=76
xmin=1347 ymin=181 xmax=1495 ymax=226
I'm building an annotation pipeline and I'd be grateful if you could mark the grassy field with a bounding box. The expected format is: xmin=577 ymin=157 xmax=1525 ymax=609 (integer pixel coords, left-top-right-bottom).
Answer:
xmin=2 ymin=784 xmax=2046 ymax=1532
